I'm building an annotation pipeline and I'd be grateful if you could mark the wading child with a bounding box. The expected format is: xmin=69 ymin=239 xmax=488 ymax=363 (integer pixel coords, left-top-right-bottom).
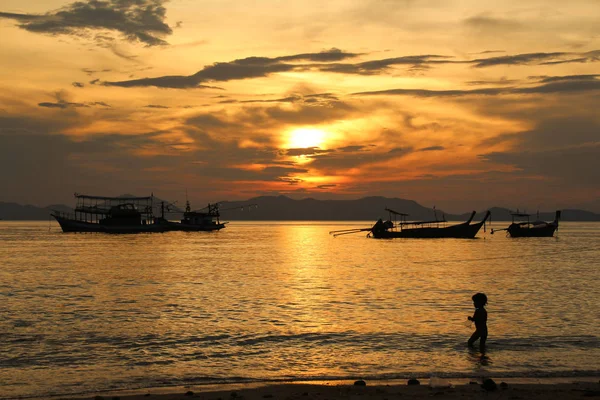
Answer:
xmin=467 ymin=292 xmax=488 ymax=353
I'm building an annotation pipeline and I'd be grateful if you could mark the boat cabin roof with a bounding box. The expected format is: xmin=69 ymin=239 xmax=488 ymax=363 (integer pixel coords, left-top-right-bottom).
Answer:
xmin=385 ymin=208 xmax=409 ymax=216
xmin=74 ymin=193 xmax=152 ymax=201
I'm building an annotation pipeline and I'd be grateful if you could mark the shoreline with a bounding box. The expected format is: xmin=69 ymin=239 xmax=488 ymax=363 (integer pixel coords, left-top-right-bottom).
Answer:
xmin=30 ymin=377 xmax=600 ymax=400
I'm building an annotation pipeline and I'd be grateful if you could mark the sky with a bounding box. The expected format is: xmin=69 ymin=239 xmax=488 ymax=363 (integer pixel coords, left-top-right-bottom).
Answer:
xmin=1 ymin=0 xmax=599 ymax=213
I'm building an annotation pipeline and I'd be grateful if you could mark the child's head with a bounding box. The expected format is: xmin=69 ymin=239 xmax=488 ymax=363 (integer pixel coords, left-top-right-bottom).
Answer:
xmin=472 ymin=292 xmax=488 ymax=307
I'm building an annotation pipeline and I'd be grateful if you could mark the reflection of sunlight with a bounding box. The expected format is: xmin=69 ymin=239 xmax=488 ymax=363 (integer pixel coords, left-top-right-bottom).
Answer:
xmin=286 ymin=128 xmax=326 ymax=149
xmin=277 ymin=224 xmax=333 ymax=332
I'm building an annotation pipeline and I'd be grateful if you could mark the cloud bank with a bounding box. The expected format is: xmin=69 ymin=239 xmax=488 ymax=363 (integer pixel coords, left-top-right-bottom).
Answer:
xmin=0 ymin=0 xmax=173 ymax=46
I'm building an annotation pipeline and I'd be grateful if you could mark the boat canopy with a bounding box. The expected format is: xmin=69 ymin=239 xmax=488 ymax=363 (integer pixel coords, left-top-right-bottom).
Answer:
xmin=74 ymin=193 xmax=153 ymax=201
xmin=384 ymin=208 xmax=409 ymax=216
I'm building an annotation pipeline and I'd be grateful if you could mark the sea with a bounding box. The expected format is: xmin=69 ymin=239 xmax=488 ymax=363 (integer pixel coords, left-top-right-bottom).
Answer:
xmin=0 ymin=220 xmax=599 ymax=399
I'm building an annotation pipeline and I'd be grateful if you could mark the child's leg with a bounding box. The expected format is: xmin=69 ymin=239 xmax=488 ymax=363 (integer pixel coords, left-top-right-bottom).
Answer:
xmin=468 ymin=331 xmax=480 ymax=346
xmin=479 ymin=332 xmax=487 ymax=353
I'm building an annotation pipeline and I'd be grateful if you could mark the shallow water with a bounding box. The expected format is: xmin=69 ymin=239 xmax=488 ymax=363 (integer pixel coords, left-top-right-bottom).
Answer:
xmin=0 ymin=220 xmax=599 ymax=398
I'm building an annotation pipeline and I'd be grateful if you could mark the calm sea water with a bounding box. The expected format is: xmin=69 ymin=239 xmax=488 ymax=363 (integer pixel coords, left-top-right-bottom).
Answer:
xmin=1 ymin=220 xmax=599 ymax=399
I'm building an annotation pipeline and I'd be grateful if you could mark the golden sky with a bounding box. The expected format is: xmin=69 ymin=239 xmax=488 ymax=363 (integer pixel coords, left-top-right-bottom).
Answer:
xmin=1 ymin=0 xmax=599 ymax=212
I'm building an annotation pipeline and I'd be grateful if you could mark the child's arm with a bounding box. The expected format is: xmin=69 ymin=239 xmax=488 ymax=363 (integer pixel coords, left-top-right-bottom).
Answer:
xmin=468 ymin=309 xmax=481 ymax=322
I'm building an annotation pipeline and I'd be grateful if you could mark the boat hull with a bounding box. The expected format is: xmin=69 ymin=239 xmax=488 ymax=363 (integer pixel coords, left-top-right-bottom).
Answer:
xmin=506 ymin=224 xmax=557 ymax=237
xmin=371 ymin=221 xmax=484 ymax=239
xmin=164 ymin=222 xmax=226 ymax=232
xmin=52 ymin=214 xmax=167 ymax=234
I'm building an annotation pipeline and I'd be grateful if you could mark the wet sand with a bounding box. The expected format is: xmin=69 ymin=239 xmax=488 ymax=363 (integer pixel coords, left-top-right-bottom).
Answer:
xmin=51 ymin=378 xmax=600 ymax=400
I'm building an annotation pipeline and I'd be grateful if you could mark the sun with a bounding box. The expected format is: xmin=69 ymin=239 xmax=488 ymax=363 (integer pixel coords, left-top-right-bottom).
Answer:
xmin=286 ymin=128 xmax=326 ymax=149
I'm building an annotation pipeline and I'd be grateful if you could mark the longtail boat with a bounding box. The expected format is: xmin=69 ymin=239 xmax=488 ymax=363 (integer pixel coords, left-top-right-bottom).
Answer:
xmin=491 ymin=210 xmax=560 ymax=237
xmin=51 ymin=194 xmax=167 ymax=233
xmin=330 ymin=209 xmax=491 ymax=239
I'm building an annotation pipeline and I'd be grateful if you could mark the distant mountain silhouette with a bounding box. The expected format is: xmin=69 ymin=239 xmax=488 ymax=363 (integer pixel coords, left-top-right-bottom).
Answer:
xmin=218 ymin=195 xmax=449 ymax=221
xmin=2 ymin=196 xmax=599 ymax=221
xmin=217 ymin=196 xmax=600 ymax=222
xmin=0 ymin=202 xmax=71 ymax=220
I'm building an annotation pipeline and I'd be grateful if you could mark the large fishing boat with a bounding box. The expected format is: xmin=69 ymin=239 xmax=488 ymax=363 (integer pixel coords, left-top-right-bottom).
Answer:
xmin=330 ymin=209 xmax=491 ymax=239
xmin=51 ymin=194 xmax=167 ymax=233
xmin=491 ymin=210 xmax=560 ymax=237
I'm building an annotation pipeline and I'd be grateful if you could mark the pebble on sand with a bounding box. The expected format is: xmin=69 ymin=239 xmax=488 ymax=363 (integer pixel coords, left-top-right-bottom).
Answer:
xmin=481 ymin=379 xmax=497 ymax=392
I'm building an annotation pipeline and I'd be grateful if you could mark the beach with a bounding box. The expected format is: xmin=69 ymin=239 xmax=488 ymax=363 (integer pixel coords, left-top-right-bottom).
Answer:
xmin=52 ymin=379 xmax=600 ymax=400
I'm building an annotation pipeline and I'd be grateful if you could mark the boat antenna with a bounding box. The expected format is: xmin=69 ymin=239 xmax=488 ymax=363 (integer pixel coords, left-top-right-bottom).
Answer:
xmin=185 ymin=189 xmax=190 ymax=213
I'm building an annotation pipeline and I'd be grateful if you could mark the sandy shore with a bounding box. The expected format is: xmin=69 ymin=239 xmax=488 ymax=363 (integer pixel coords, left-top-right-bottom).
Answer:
xmin=50 ymin=378 xmax=600 ymax=400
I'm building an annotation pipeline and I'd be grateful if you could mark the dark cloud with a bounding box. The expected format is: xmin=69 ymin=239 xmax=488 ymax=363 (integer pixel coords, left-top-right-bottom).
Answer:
xmin=83 ymin=68 xmax=111 ymax=75
xmin=473 ymin=50 xmax=506 ymax=55
xmin=38 ymin=101 xmax=88 ymax=109
xmin=540 ymin=57 xmax=589 ymax=65
xmin=419 ymin=146 xmax=445 ymax=151
xmin=0 ymin=114 xmax=73 ymax=136
xmin=0 ymin=127 xmax=186 ymax=206
xmin=306 ymin=145 xmax=406 ymax=172
xmin=104 ymin=49 xmax=359 ymax=88
xmin=284 ymin=147 xmax=333 ymax=156
xmin=278 ymin=177 xmax=303 ymax=185
xmin=482 ymin=144 xmax=600 ymax=186
xmin=466 ymin=78 xmax=519 ymax=86
xmin=242 ymin=96 xmax=301 ymax=104
xmin=276 ymin=48 xmax=361 ymax=62
xmin=100 ymin=49 xmax=600 ymax=89
xmin=534 ymin=74 xmax=600 ymax=83
xmin=469 ymin=51 xmax=599 ymax=68
xmin=354 ymin=87 xmax=505 ymax=97
xmin=321 ymin=50 xmax=598 ymax=75
xmin=502 ymin=117 xmax=600 ymax=151
xmin=72 ymin=82 xmax=85 ymax=88
xmin=471 ymin=109 xmax=600 ymax=193
xmin=89 ymin=101 xmax=112 ymax=108
xmin=263 ymin=166 xmax=308 ymax=175
xmin=316 ymin=184 xmax=337 ymax=189
xmin=101 ymin=75 xmax=222 ymax=89
xmin=235 ymin=93 xmax=340 ymax=105
xmin=187 ymin=98 xmax=355 ymax=134
xmin=338 ymin=145 xmax=369 ymax=152
xmin=319 ymin=55 xmax=455 ymax=74
xmin=354 ymin=75 xmax=600 ymax=97
xmin=0 ymin=0 xmax=172 ymax=46
xmin=515 ymin=78 xmax=600 ymax=94
xmin=187 ymin=114 xmax=232 ymax=129
xmin=38 ymin=100 xmax=112 ymax=109
xmin=305 ymin=93 xmax=339 ymax=100
xmin=145 ymin=104 xmax=170 ymax=109
xmin=464 ymin=15 xmax=523 ymax=32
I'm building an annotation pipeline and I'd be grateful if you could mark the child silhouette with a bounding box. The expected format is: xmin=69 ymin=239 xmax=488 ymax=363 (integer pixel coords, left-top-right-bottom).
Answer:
xmin=467 ymin=292 xmax=488 ymax=353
